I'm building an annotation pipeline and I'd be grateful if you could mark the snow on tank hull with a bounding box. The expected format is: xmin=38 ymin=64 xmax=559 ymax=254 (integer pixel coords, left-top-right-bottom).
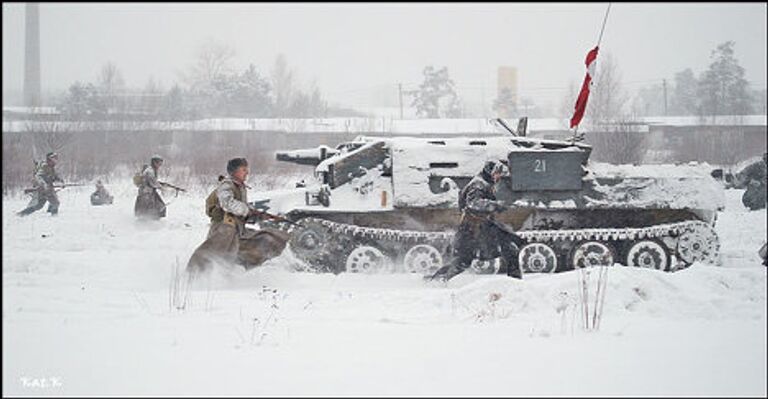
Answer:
xmin=263 ymin=135 xmax=724 ymax=275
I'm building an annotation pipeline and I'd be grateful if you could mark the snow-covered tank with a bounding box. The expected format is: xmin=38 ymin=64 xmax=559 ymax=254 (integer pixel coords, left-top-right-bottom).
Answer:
xmin=259 ymin=130 xmax=724 ymax=275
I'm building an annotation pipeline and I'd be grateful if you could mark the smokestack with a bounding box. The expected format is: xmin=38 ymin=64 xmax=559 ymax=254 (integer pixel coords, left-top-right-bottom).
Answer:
xmin=24 ymin=3 xmax=41 ymax=108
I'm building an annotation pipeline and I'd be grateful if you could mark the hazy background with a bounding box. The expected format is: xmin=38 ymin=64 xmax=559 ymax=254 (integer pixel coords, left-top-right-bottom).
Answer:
xmin=3 ymin=2 xmax=767 ymax=112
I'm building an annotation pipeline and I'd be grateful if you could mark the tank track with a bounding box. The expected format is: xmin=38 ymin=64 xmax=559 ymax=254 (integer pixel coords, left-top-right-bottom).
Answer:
xmin=273 ymin=216 xmax=720 ymax=274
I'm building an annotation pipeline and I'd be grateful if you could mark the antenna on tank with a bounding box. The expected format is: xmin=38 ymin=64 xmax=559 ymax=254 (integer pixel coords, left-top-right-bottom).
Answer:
xmin=492 ymin=118 xmax=519 ymax=137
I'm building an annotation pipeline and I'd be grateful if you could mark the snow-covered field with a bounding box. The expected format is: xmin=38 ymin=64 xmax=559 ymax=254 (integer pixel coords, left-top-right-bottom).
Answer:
xmin=2 ymin=180 xmax=766 ymax=396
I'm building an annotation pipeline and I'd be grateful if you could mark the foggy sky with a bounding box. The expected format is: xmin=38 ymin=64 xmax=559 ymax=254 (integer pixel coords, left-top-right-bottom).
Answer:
xmin=3 ymin=2 xmax=766 ymax=110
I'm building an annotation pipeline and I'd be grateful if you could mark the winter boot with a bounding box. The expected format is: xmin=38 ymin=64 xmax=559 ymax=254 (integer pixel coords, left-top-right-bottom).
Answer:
xmin=425 ymin=263 xmax=465 ymax=282
xmin=506 ymin=258 xmax=523 ymax=279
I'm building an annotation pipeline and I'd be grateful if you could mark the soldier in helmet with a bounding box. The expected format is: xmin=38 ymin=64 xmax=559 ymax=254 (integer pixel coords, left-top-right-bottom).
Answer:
xmin=134 ymin=155 xmax=167 ymax=219
xmin=186 ymin=157 xmax=289 ymax=276
xmin=427 ymin=160 xmax=524 ymax=282
xmin=18 ymin=152 xmax=64 ymax=216
xmin=90 ymin=180 xmax=114 ymax=206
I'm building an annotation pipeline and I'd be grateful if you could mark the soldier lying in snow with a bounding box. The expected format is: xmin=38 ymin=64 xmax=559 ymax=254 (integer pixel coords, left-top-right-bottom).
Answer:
xmin=90 ymin=180 xmax=114 ymax=206
xmin=186 ymin=157 xmax=289 ymax=275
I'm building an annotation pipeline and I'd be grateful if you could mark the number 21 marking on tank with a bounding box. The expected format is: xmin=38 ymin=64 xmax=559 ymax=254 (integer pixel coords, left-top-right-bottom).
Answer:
xmin=534 ymin=159 xmax=547 ymax=172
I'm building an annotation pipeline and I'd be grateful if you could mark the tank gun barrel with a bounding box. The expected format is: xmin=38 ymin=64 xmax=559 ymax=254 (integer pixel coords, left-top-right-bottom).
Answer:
xmin=275 ymin=145 xmax=339 ymax=166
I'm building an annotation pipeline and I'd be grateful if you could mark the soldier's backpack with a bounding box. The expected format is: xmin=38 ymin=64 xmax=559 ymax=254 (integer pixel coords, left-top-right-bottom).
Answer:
xmin=133 ymin=165 xmax=147 ymax=187
xmin=205 ymin=176 xmax=231 ymax=222
xmin=31 ymin=160 xmax=43 ymax=178
xmin=205 ymin=189 xmax=223 ymax=222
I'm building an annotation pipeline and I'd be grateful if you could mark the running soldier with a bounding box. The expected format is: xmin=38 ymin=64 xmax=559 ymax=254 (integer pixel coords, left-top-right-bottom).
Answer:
xmin=18 ymin=152 xmax=64 ymax=216
xmin=186 ymin=158 xmax=289 ymax=276
xmin=427 ymin=160 xmax=524 ymax=282
xmin=134 ymin=155 xmax=167 ymax=219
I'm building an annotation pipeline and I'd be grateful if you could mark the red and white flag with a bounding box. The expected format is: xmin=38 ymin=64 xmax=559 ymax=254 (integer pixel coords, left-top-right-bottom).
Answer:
xmin=570 ymin=46 xmax=599 ymax=129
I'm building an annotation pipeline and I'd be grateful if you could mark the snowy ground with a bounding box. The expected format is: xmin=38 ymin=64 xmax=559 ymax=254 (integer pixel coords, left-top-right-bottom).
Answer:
xmin=2 ymin=180 xmax=766 ymax=396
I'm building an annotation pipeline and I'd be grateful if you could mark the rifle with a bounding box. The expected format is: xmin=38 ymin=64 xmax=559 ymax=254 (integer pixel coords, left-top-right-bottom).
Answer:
xmin=250 ymin=199 xmax=271 ymax=212
xmin=23 ymin=183 xmax=86 ymax=194
xmin=249 ymin=209 xmax=303 ymax=228
xmin=159 ymin=182 xmax=187 ymax=192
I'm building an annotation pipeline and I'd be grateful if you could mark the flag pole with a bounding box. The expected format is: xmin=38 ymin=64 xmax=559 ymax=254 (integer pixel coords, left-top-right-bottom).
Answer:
xmin=597 ymin=3 xmax=612 ymax=48
xmin=571 ymin=3 xmax=612 ymax=143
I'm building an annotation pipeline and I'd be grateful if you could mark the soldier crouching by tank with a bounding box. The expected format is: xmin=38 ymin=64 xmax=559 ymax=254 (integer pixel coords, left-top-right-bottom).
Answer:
xmin=739 ymin=153 xmax=767 ymax=211
xmin=134 ymin=155 xmax=167 ymax=219
xmin=426 ymin=160 xmax=524 ymax=282
xmin=17 ymin=152 xmax=63 ymax=216
xmin=186 ymin=158 xmax=290 ymax=277
xmin=90 ymin=180 xmax=114 ymax=206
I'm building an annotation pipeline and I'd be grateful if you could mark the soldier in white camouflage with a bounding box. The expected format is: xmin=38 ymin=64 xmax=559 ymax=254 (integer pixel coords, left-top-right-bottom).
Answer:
xmin=17 ymin=152 xmax=64 ymax=216
xmin=427 ymin=160 xmax=524 ymax=282
xmin=134 ymin=155 xmax=167 ymax=219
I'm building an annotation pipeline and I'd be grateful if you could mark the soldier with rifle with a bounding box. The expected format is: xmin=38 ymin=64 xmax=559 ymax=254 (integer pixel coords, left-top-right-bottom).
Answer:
xmin=18 ymin=152 xmax=71 ymax=216
xmin=134 ymin=155 xmax=186 ymax=220
xmin=186 ymin=157 xmax=291 ymax=276
xmin=426 ymin=160 xmax=525 ymax=282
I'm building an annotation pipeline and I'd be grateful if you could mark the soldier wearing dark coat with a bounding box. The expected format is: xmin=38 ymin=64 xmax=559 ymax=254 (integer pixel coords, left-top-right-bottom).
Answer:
xmin=427 ymin=160 xmax=524 ymax=282
xmin=134 ymin=155 xmax=167 ymax=219
xmin=739 ymin=153 xmax=767 ymax=211
xmin=186 ymin=158 xmax=289 ymax=276
xmin=90 ymin=180 xmax=114 ymax=206
xmin=18 ymin=152 xmax=63 ymax=216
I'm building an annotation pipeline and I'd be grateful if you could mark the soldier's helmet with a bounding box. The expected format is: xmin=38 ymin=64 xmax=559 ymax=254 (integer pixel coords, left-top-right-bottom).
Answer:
xmin=46 ymin=152 xmax=59 ymax=161
xmin=151 ymin=154 xmax=163 ymax=164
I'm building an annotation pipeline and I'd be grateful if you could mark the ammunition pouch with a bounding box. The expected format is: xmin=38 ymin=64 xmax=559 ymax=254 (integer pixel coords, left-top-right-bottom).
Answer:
xmin=223 ymin=212 xmax=242 ymax=227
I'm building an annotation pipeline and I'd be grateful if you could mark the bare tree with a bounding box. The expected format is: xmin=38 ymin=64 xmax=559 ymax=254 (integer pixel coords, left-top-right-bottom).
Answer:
xmin=141 ymin=76 xmax=163 ymax=116
xmin=585 ymin=53 xmax=629 ymax=127
xmin=559 ymin=80 xmax=578 ymax=129
xmin=21 ymin=119 xmax=79 ymax=181
xmin=1 ymin=133 xmax=31 ymax=195
xmin=98 ymin=61 xmax=126 ymax=115
xmin=186 ymin=38 xmax=236 ymax=92
xmin=271 ymin=53 xmax=295 ymax=117
xmin=582 ymin=53 xmax=648 ymax=164
xmin=593 ymin=120 xmax=648 ymax=164
xmin=27 ymin=120 xmax=76 ymax=157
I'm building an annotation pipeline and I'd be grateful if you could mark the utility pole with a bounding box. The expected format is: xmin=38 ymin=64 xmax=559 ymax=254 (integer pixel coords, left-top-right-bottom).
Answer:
xmin=662 ymin=79 xmax=668 ymax=116
xmin=398 ymin=83 xmax=403 ymax=119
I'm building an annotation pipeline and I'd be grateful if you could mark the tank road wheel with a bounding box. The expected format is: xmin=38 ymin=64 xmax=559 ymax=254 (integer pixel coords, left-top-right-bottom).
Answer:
xmin=571 ymin=241 xmax=615 ymax=269
xmin=345 ymin=246 xmax=392 ymax=274
xmin=676 ymin=223 xmax=720 ymax=266
xmin=288 ymin=223 xmax=329 ymax=272
xmin=403 ymin=244 xmax=443 ymax=275
xmin=518 ymin=243 xmax=558 ymax=273
xmin=626 ymin=240 xmax=670 ymax=271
